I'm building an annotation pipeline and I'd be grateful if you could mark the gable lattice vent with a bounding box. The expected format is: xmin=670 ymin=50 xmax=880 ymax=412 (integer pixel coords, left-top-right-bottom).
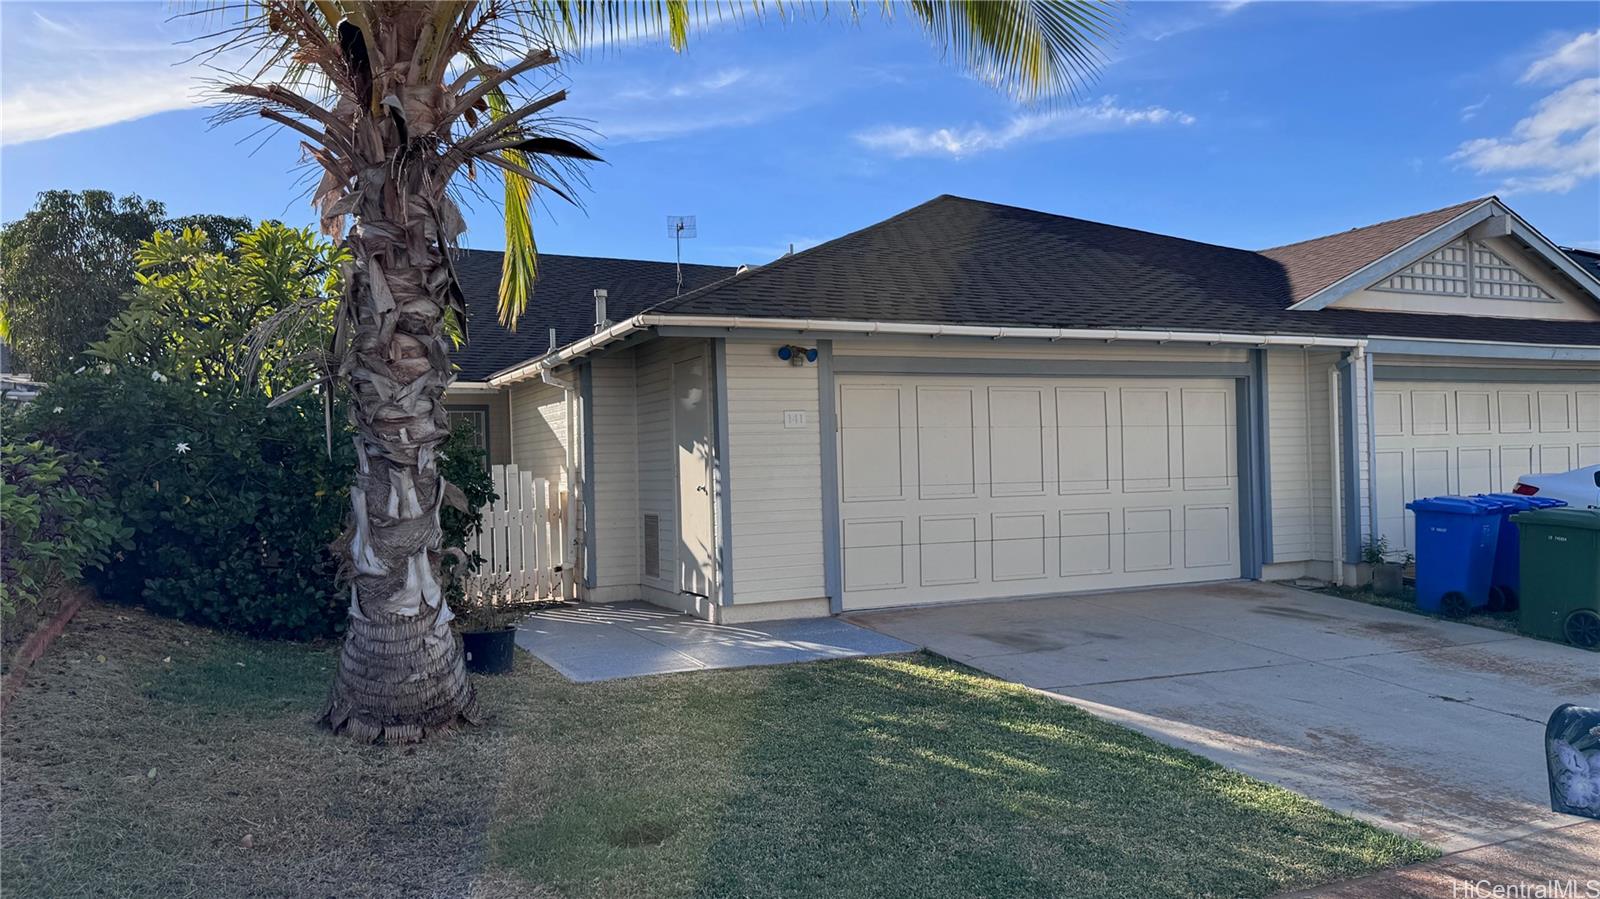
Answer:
xmin=642 ymin=513 xmax=661 ymax=579
xmin=1471 ymin=244 xmax=1554 ymax=300
xmin=1375 ymin=240 xmax=1468 ymax=295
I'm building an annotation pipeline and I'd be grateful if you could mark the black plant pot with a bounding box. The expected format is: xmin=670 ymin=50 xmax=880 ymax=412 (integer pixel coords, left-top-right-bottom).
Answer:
xmin=462 ymin=627 xmax=516 ymax=675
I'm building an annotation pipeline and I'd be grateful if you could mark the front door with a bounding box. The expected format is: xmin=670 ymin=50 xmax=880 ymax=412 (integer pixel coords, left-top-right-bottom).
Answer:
xmin=673 ymin=355 xmax=716 ymax=599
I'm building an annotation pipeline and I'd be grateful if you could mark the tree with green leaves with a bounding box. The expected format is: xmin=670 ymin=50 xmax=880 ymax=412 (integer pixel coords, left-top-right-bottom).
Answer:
xmin=214 ymin=0 xmax=1114 ymax=742
xmin=0 ymin=190 xmax=253 ymax=379
xmin=93 ymin=222 xmax=348 ymax=396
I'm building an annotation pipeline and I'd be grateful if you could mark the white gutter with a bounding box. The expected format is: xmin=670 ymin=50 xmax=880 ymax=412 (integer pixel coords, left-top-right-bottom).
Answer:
xmin=487 ymin=314 xmax=1370 ymax=386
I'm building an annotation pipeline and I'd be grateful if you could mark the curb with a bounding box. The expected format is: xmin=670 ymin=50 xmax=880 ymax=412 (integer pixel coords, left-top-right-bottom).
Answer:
xmin=0 ymin=588 xmax=89 ymax=716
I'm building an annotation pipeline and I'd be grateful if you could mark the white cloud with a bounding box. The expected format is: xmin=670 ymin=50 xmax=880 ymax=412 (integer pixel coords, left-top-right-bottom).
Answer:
xmin=854 ymin=99 xmax=1196 ymax=159
xmin=1520 ymin=29 xmax=1599 ymax=86
xmin=1451 ymin=77 xmax=1600 ymax=195
xmin=1459 ymin=95 xmax=1489 ymax=122
xmin=581 ymin=64 xmax=808 ymax=143
xmin=0 ymin=5 xmax=217 ymax=146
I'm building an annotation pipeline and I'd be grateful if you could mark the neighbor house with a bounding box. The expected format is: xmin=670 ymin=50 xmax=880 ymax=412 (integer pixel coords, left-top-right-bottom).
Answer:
xmin=443 ymin=196 xmax=1600 ymax=622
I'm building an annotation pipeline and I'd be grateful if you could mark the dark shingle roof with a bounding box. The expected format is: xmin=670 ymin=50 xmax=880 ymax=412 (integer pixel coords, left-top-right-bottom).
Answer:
xmin=650 ymin=195 xmax=1600 ymax=347
xmin=1259 ymin=198 xmax=1491 ymax=303
xmin=452 ymin=250 xmax=734 ymax=379
xmin=1565 ymin=247 xmax=1600 ymax=284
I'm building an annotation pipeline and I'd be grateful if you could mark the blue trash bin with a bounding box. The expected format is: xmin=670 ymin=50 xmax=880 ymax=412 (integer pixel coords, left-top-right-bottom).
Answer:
xmin=1472 ymin=493 xmax=1567 ymax=612
xmin=1405 ymin=495 xmax=1510 ymax=617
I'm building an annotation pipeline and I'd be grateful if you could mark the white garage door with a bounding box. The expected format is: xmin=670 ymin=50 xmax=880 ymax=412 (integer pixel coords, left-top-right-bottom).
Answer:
xmin=1374 ymin=381 xmax=1600 ymax=553
xmin=836 ymin=374 xmax=1241 ymax=610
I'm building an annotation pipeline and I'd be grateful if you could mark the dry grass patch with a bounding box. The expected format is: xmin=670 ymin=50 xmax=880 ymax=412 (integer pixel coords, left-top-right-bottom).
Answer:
xmin=2 ymin=602 xmax=1435 ymax=898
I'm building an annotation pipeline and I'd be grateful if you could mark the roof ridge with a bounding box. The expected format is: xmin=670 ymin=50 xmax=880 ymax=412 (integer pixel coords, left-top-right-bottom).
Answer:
xmin=651 ymin=195 xmax=956 ymax=314
xmin=1260 ymin=197 xmax=1495 ymax=253
xmin=937 ymin=193 xmax=1264 ymax=256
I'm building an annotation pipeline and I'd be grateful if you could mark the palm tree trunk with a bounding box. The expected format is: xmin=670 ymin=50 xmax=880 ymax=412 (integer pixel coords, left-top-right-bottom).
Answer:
xmin=318 ymin=155 xmax=479 ymax=742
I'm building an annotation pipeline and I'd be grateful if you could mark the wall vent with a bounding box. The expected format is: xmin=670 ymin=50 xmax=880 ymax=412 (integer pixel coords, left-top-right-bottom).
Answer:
xmin=642 ymin=513 xmax=661 ymax=579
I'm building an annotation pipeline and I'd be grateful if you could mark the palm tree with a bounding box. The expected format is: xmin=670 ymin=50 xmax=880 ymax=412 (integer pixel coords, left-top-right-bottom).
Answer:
xmin=211 ymin=0 xmax=1116 ymax=742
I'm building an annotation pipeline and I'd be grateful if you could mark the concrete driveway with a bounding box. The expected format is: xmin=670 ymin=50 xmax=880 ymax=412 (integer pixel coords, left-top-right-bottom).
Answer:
xmin=849 ymin=581 xmax=1600 ymax=852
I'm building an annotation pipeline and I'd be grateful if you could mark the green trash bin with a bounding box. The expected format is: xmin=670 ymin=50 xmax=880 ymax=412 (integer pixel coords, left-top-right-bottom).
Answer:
xmin=1510 ymin=508 xmax=1600 ymax=648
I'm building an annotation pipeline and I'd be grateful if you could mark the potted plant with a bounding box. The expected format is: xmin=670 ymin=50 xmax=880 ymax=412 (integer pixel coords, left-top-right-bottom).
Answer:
xmin=1363 ymin=536 xmax=1405 ymax=597
xmin=453 ymin=575 xmax=524 ymax=675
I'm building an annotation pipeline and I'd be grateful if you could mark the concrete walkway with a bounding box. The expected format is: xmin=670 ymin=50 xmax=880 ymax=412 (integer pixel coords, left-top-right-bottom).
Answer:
xmin=515 ymin=601 xmax=916 ymax=682
xmin=1280 ymin=820 xmax=1600 ymax=898
xmin=849 ymin=581 xmax=1600 ymax=853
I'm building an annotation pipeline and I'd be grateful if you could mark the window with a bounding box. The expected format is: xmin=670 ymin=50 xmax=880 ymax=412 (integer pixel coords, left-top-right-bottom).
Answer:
xmin=446 ymin=407 xmax=490 ymax=469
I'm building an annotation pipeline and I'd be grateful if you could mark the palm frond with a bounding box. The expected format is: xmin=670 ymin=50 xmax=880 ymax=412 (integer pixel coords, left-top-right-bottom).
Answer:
xmin=893 ymin=0 xmax=1117 ymax=102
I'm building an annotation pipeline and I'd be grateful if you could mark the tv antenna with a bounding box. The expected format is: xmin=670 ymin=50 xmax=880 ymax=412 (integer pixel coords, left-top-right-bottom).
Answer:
xmin=668 ymin=215 xmax=697 ymax=294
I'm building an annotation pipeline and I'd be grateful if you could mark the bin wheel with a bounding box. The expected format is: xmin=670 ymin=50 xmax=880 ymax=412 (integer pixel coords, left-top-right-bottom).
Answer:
xmin=1488 ymin=585 xmax=1518 ymax=613
xmin=1440 ymin=592 xmax=1472 ymax=619
xmin=1564 ymin=610 xmax=1600 ymax=649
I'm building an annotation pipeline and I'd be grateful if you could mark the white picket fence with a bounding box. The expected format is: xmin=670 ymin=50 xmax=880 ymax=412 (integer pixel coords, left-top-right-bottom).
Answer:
xmin=463 ymin=464 xmax=574 ymax=600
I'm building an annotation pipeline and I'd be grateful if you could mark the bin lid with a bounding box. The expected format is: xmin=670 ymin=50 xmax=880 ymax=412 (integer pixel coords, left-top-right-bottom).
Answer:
xmin=1475 ymin=493 xmax=1568 ymax=510
xmin=1509 ymin=508 xmax=1600 ymax=530
xmin=1406 ymin=495 xmax=1508 ymax=515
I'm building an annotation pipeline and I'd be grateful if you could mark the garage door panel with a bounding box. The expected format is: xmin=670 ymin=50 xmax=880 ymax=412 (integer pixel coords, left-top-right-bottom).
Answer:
xmin=838 ymin=374 xmax=1239 ymax=609
xmin=1458 ymin=447 xmax=1495 ymax=495
xmin=989 ymin=387 xmax=1046 ymax=497
xmin=919 ymin=515 xmax=978 ymax=587
xmin=1498 ymin=392 xmax=1533 ymax=433
xmin=1578 ymin=392 xmax=1600 ymax=432
xmin=1375 ymin=392 xmax=1404 ymax=436
xmin=1413 ymin=448 xmax=1450 ymax=499
xmin=1181 ymin=388 xmax=1233 ymax=490
xmin=1581 ymin=445 xmax=1600 ymax=467
xmin=840 ymin=386 xmax=904 ymax=502
xmin=1540 ymin=445 xmax=1572 ymax=473
xmin=1056 ymin=388 xmax=1111 ymax=494
xmin=842 ymin=518 xmax=905 ymax=591
xmin=991 ymin=512 xmax=1048 ymax=582
xmin=1184 ymin=505 xmax=1233 ymax=568
xmin=1458 ymin=392 xmax=1493 ymax=434
xmin=1499 ymin=445 xmax=1534 ymax=492
xmin=1375 ymin=449 xmax=1408 ymax=550
xmin=1121 ymin=388 xmax=1173 ymax=492
xmin=1538 ymin=392 xmax=1572 ymax=432
xmin=1411 ymin=391 xmax=1450 ymax=435
xmin=1059 ymin=511 xmax=1113 ymax=576
xmin=1375 ymin=380 xmax=1594 ymax=554
xmin=916 ymin=386 xmax=977 ymax=499
xmin=1124 ymin=508 xmax=1174 ymax=572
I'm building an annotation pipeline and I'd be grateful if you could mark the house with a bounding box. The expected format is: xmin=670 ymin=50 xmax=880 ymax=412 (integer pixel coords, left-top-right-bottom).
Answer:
xmin=443 ymin=195 xmax=1600 ymax=623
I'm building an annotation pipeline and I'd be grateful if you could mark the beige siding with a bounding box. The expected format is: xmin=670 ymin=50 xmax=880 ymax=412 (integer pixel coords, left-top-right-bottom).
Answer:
xmin=508 ymin=379 xmax=568 ymax=490
xmin=633 ymin=338 xmax=710 ymax=593
xmin=1306 ymin=350 xmax=1339 ymax=562
xmin=724 ymin=339 xmax=825 ymax=604
xmin=1266 ymin=349 xmax=1341 ymax=565
xmin=590 ymin=352 xmax=639 ymax=590
xmin=1267 ymin=349 xmax=1314 ymax=562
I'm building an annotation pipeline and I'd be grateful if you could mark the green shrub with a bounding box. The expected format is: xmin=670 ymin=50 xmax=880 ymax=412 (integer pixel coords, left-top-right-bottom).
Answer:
xmin=22 ymin=370 xmax=352 ymax=639
xmin=20 ymin=370 xmax=497 ymax=640
xmin=0 ymin=439 xmax=130 ymax=619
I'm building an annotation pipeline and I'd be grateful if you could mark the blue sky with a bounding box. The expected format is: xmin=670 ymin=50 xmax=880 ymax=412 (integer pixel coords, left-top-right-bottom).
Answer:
xmin=2 ymin=2 xmax=1597 ymax=266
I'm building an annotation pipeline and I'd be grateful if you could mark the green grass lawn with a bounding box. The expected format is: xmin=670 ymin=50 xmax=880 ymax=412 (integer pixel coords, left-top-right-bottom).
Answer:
xmin=1 ymin=603 xmax=1434 ymax=898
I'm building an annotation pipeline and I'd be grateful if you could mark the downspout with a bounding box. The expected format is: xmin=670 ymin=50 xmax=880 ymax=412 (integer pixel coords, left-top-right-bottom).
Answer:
xmin=1328 ymin=363 xmax=1345 ymax=587
xmin=1362 ymin=345 xmax=1378 ymax=561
